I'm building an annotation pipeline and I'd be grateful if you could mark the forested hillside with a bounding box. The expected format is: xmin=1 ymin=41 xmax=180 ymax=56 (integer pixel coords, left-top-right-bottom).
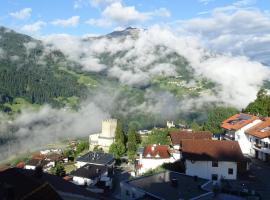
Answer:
xmin=0 ymin=27 xmax=89 ymax=112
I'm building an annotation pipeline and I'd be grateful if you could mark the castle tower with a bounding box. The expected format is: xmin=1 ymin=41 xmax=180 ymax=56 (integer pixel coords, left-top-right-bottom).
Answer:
xmin=100 ymin=119 xmax=117 ymax=138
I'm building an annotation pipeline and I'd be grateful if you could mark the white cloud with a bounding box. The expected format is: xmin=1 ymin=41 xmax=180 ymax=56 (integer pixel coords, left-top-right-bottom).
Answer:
xmin=153 ymin=8 xmax=171 ymax=18
xmin=198 ymin=0 xmax=215 ymax=5
xmin=102 ymin=2 xmax=150 ymax=25
xmin=21 ymin=21 xmax=46 ymax=33
xmin=51 ymin=16 xmax=80 ymax=27
xmin=10 ymin=8 xmax=32 ymax=20
xmin=90 ymin=0 xmax=121 ymax=7
xmin=85 ymin=18 xmax=112 ymax=27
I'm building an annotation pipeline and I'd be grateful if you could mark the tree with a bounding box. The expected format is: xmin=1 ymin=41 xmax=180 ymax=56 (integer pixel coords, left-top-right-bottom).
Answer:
xmin=245 ymin=88 xmax=270 ymax=117
xmin=50 ymin=163 xmax=66 ymax=177
xmin=109 ymin=142 xmax=126 ymax=159
xmin=127 ymin=124 xmax=137 ymax=161
xmin=203 ymin=106 xmax=238 ymax=134
xmin=115 ymin=121 xmax=125 ymax=145
xmin=143 ymin=129 xmax=170 ymax=146
xmin=190 ymin=120 xmax=201 ymax=131
xmin=75 ymin=140 xmax=89 ymax=155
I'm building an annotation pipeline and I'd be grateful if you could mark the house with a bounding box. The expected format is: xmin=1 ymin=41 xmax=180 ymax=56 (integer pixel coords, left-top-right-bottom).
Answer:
xmin=25 ymin=158 xmax=50 ymax=170
xmin=89 ymin=119 xmax=117 ymax=150
xmin=221 ymin=113 xmax=261 ymax=154
xmin=0 ymin=168 xmax=63 ymax=200
xmin=169 ymin=130 xmax=212 ymax=150
xmin=120 ymin=170 xmax=212 ymax=200
xmin=45 ymin=153 xmax=66 ymax=167
xmin=19 ymin=168 xmax=102 ymax=200
xmin=182 ymin=140 xmax=246 ymax=181
xmin=166 ymin=121 xmax=175 ymax=128
xmin=75 ymin=151 xmax=115 ymax=170
xmin=70 ymin=164 xmax=112 ymax=188
xmin=245 ymin=117 xmax=270 ymax=162
xmin=136 ymin=145 xmax=173 ymax=174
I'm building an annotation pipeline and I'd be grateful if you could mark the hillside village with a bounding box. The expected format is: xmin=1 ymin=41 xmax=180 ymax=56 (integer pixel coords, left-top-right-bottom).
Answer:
xmin=1 ymin=112 xmax=270 ymax=200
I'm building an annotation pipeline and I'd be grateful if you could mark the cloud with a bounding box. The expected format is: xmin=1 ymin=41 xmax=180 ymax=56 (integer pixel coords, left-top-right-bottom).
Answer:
xmin=51 ymin=16 xmax=80 ymax=27
xmin=180 ymin=9 xmax=270 ymax=65
xmin=9 ymin=8 xmax=32 ymax=20
xmin=21 ymin=21 xmax=46 ymax=33
xmin=198 ymin=0 xmax=215 ymax=5
xmin=41 ymin=25 xmax=270 ymax=109
xmin=85 ymin=18 xmax=112 ymax=27
xmin=90 ymin=0 xmax=121 ymax=7
xmin=0 ymin=102 xmax=109 ymax=161
xmin=102 ymin=2 xmax=150 ymax=25
xmin=153 ymin=8 xmax=171 ymax=18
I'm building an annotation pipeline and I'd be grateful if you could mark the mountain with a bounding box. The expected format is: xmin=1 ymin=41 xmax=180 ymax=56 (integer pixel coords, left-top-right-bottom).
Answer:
xmin=0 ymin=26 xmax=220 ymax=126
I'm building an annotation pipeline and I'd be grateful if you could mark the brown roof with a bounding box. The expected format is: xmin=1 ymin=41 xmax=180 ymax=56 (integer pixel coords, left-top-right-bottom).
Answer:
xmin=26 ymin=159 xmax=50 ymax=167
xmin=221 ymin=113 xmax=257 ymax=131
xmin=182 ymin=140 xmax=244 ymax=162
xmin=143 ymin=145 xmax=170 ymax=159
xmin=169 ymin=131 xmax=212 ymax=146
xmin=246 ymin=118 xmax=270 ymax=139
xmin=46 ymin=153 xmax=64 ymax=162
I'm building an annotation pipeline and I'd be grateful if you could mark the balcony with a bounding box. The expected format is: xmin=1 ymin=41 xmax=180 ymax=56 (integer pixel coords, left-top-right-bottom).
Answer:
xmin=224 ymin=134 xmax=235 ymax=141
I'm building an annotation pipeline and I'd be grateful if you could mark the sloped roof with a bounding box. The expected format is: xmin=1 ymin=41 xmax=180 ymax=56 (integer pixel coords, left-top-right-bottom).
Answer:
xmin=143 ymin=145 xmax=170 ymax=159
xmin=182 ymin=140 xmax=244 ymax=162
xmin=0 ymin=168 xmax=63 ymax=200
xmin=70 ymin=164 xmax=107 ymax=179
xmin=246 ymin=117 xmax=270 ymax=139
xmin=169 ymin=131 xmax=212 ymax=146
xmin=76 ymin=152 xmax=114 ymax=166
xmin=221 ymin=113 xmax=257 ymax=131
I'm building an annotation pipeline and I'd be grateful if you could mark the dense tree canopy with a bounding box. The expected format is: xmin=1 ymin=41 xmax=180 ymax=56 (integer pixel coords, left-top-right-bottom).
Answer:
xmin=203 ymin=106 xmax=238 ymax=134
xmin=245 ymin=88 xmax=270 ymax=117
xmin=127 ymin=124 xmax=137 ymax=161
xmin=142 ymin=129 xmax=170 ymax=146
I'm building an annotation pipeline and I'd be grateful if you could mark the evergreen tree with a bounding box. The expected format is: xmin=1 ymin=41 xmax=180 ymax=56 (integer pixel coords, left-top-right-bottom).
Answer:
xmin=109 ymin=142 xmax=126 ymax=159
xmin=115 ymin=121 xmax=125 ymax=145
xmin=50 ymin=162 xmax=66 ymax=177
xmin=127 ymin=124 xmax=137 ymax=161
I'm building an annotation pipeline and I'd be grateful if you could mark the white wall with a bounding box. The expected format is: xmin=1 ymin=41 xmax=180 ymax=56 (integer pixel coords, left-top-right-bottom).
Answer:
xmin=72 ymin=176 xmax=96 ymax=186
xmin=185 ymin=160 xmax=237 ymax=180
xmin=235 ymin=119 xmax=261 ymax=155
xmin=25 ymin=165 xmax=36 ymax=170
xmin=139 ymin=158 xmax=171 ymax=174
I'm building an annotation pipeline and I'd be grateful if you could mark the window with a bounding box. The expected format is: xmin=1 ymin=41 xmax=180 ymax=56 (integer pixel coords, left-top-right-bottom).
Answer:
xmin=228 ymin=168 xmax=234 ymax=175
xmin=212 ymin=161 xmax=218 ymax=167
xmin=212 ymin=174 xmax=218 ymax=181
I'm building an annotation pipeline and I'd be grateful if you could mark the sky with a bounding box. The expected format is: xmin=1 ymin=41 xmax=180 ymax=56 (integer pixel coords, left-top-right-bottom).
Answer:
xmin=0 ymin=0 xmax=269 ymax=36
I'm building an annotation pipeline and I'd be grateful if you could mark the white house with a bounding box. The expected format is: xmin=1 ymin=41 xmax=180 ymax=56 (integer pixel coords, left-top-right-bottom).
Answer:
xmin=245 ymin=117 xmax=270 ymax=162
xmin=221 ymin=113 xmax=261 ymax=155
xmin=71 ymin=164 xmax=111 ymax=187
xmin=136 ymin=145 xmax=174 ymax=174
xmin=24 ymin=159 xmax=50 ymax=170
xmin=182 ymin=140 xmax=246 ymax=181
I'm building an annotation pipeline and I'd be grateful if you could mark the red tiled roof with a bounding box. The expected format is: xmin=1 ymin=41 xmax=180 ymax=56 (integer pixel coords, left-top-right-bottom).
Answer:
xmin=16 ymin=161 xmax=25 ymax=169
xmin=182 ymin=140 xmax=244 ymax=162
xmin=169 ymin=131 xmax=212 ymax=146
xmin=143 ymin=145 xmax=170 ymax=159
xmin=221 ymin=113 xmax=257 ymax=131
xmin=245 ymin=117 xmax=270 ymax=139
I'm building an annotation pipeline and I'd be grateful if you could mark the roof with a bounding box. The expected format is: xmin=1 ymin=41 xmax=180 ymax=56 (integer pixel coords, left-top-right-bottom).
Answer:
xmin=20 ymin=169 xmax=102 ymax=200
xmin=143 ymin=145 xmax=170 ymax=159
xmin=70 ymin=164 xmax=107 ymax=179
xmin=182 ymin=140 xmax=245 ymax=162
xmin=245 ymin=117 xmax=270 ymax=139
xmin=127 ymin=171 xmax=208 ymax=200
xmin=0 ymin=168 xmax=63 ymax=200
xmin=169 ymin=131 xmax=212 ymax=146
xmin=76 ymin=152 xmax=114 ymax=166
xmin=45 ymin=153 xmax=64 ymax=162
xmin=221 ymin=113 xmax=258 ymax=131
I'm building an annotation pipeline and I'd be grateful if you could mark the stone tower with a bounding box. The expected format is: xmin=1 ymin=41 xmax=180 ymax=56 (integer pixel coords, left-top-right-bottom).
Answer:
xmin=100 ymin=119 xmax=117 ymax=138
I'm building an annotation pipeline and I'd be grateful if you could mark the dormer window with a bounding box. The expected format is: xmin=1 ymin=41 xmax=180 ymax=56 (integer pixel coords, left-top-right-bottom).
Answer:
xmin=155 ymin=154 xmax=160 ymax=158
xmin=146 ymin=153 xmax=151 ymax=158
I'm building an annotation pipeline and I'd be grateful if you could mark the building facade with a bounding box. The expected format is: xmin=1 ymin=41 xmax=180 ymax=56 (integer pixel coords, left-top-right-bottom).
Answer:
xmin=89 ymin=119 xmax=117 ymax=150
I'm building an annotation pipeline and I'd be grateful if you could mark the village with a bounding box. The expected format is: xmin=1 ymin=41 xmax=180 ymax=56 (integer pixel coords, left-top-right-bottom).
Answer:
xmin=1 ymin=113 xmax=270 ymax=200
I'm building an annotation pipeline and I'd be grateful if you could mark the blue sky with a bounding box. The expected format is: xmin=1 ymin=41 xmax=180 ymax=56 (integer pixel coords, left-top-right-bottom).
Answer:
xmin=0 ymin=0 xmax=268 ymax=35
